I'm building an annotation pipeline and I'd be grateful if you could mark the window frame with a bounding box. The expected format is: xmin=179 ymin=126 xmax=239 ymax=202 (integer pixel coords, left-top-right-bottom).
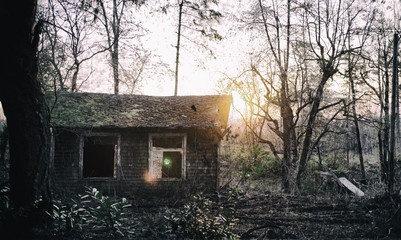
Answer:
xmin=148 ymin=133 xmax=187 ymax=181
xmin=79 ymin=132 xmax=121 ymax=180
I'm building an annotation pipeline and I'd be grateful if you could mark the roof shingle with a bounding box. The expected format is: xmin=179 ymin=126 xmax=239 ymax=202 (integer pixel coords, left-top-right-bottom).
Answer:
xmin=48 ymin=92 xmax=232 ymax=129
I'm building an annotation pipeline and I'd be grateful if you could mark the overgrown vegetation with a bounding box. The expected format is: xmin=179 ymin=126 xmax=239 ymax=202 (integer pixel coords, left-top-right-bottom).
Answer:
xmin=238 ymin=146 xmax=280 ymax=180
xmin=165 ymin=186 xmax=242 ymax=239
xmin=220 ymin=139 xmax=401 ymax=197
xmin=16 ymin=185 xmax=242 ymax=239
xmin=50 ymin=187 xmax=133 ymax=239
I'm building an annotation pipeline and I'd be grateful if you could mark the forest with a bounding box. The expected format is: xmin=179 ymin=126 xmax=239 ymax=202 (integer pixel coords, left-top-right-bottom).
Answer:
xmin=0 ymin=0 xmax=401 ymax=239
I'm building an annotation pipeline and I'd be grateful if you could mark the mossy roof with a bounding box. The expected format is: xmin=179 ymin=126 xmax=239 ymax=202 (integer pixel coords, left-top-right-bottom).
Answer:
xmin=47 ymin=92 xmax=232 ymax=129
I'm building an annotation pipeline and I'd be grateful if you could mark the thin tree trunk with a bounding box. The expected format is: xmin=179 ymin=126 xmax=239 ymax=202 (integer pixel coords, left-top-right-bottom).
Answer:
xmin=71 ymin=62 xmax=80 ymax=92
xmin=281 ymin=82 xmax=292 ymax=193
xmin=350 ymin=78 xmax=366 ymax=183
xmin=378 ymin=130 xmax=386 ymax=180
xmin=348 ymin=31 xmax=366 ymax=183
xmin=378 ymin=55 xmax=386 ymax=181
xmin=383 ymin=51 xmax=390 ymax=184
xmin=317 ymin=143 xmax=322 ymax=165
xmin=388 ymin=33 xmax=398 ymax=193
xmin=112 ymin=44 xmax=119 ymax=94
xmin=174 ymin=0 xmax=184 ymax=96
xmin=290 ymin=127 xmax=298 ymax=170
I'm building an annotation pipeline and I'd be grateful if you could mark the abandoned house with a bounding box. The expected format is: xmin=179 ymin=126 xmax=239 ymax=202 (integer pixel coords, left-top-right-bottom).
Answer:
xmin=48 ymin=92 xmax=231 ymax=197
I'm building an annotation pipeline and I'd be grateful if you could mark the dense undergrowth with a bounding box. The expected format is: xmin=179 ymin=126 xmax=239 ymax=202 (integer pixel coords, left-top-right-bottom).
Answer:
xmin=0 ymin=185 xmax=242 ymax=239
xmin=1 ymin=141 xmax=400 ymax=239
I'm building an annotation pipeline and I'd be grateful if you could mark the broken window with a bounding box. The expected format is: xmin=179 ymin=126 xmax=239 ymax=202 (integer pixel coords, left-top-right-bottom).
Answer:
xmin=81 ymin=135 xmax=119 ymax=178
xmin=149 ymin=134 xmax=186 ymax=180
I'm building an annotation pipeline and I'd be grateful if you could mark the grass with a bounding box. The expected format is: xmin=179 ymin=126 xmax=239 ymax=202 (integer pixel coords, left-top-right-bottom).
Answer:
xmin=245 ymin=178 xmax=282 ymax=192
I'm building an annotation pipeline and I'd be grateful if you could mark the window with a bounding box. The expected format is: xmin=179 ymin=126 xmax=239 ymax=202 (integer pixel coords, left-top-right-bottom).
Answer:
xmin=149 ymin=134 xmax=186 ymax=180
xmin=80 ymin=134 xmax=120 ymax=178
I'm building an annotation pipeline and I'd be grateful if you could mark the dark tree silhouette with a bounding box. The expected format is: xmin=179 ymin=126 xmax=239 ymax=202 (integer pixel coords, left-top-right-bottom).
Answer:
xmin=0 ymin=0 xmax=52 ymax=236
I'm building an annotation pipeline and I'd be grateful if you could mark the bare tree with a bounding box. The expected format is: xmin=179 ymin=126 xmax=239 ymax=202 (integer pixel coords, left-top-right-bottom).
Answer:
xmin=223 ymin=0 xmax=372 ymax=193
xmin=342 ymin=6 xmax=375 ymax=184
xmin=224 ymin=0 xmax=302 ymax=193
xmin=257 ymin=0 xmax=295 ymax=193
xmin=296 ymin=0 xmax=368 ymax=190
xmin=162 ymin=0 xmax=222 ymax=96
xmin=358 ymin=14 xmax=396 ymax=191
xmin=38 ymin=0 xmax=110 ymax=92
xmin=94 ymin=0 xmax=144 ymax=94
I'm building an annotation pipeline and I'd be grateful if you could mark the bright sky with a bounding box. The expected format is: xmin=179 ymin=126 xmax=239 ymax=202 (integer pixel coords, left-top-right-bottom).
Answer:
xmin=48 ymin=0 xmax=398 ymax=118
xmin=130 ymin=0 xmax=247 ymax=97
xmin=75 ymin=0 xmax=249 ymax=115
xmin=75 ymin=0 xmax=246 ymax=99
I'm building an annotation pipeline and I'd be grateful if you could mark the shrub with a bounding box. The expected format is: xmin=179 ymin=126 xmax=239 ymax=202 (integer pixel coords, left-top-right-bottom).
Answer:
xmin=0 ymin=186 xmax=10 ymax=222
xmin=301 ymin=160 xmax=320 ymax=195
xmin=238 ymin=145 xmax=279 ymax=179
xmin=84 ymin=187 xmax=132 ymax=238
xmin=164 ymin=186 xmax=241 ymax=239
xmin=49 ymin=187 xmax=132 ymax=238
xmin=51 ymin=195 xmax=87 ymax=234
xmin=325 ymin=155 xmax=346 ymax=170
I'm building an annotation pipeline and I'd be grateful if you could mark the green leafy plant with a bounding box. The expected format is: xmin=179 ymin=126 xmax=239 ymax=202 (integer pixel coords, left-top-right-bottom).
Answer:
xmin=0 ymin=186 xmax=10 ymax=221
xmin=325 ymin=155 xmax=346 ymax=170
xmin=84 ymin=187 xmax=132 ymax=238
xmin=165 ymin=186 xmax=241 ymax=239
xmin=238 ymin=145 xmax=279 ymax=179
xmin=51 ymin=195 xmax=88 ymax=234
xmin=49 ymin=187 xmax=132 ymax=238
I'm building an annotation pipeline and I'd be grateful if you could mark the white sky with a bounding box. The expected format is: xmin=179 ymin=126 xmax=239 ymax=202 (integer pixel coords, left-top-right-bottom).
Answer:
xmin=74 ymin=0 xmax=250 ymax=117
xmin=123 ymin=0 xmax=248 ymax=97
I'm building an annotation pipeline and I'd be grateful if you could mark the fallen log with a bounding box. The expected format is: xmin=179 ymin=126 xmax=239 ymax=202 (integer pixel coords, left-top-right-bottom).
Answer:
xmin=321 ymin=163 xmax=365 ymax=197
xmin=338 ymin=177 xmax=365 ymax=197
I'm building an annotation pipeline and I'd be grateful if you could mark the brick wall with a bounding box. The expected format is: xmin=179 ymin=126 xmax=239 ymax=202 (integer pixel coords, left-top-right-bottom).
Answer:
xmin=52 ymin=128 xmax=220 ymax=198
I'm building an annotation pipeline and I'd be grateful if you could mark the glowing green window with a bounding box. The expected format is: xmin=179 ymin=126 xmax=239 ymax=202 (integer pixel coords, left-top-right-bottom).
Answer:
xmin=162 ymin=152 xmax=182 ymax=178
xmin=149 ymin=134 xmax=186 ymax=180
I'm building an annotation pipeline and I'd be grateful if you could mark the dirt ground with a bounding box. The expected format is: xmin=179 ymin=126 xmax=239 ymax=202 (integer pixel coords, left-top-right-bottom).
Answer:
xmin=131 ymin=188 xmax=401 ymax=239
xmin=233 ymin=189 xmax=401 ymax=239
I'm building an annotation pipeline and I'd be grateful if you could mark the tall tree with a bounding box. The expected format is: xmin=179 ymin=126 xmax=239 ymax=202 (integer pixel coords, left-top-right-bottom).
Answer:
xmin=39 ymin=0 xmax=109 ymax=92
xmin=38 ymin=0 xmax=67 ymax=91
xmin=343 ymin=7 xmax=375 ymax=184
xmin=359 ymin=14 xmax=395 ymax=190
xmin=0 ymin=0 xmax=52 ymax=234
xmin=165 ymin=0 xmax=222 ymax=96
xmin=388 ymin=32 xmax=398 ymax=193
xmin=223 ymin=0 xmax=304 ymax=193
xmin=296 ymin=0 xmax=367 ymax=190
xmin=257 ymin=0 xmax=294 ymax=193
xmin=95 ymin=0 xmax=144 ymax=94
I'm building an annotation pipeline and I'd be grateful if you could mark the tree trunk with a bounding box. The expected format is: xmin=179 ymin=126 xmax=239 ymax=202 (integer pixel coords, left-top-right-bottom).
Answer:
xmin=388 ymin=33 xmax=398 ymax=193
xmin=296 ymin=66 xmax=335 ymax=191
xmin=350 ymin=78 xmax=366 ymax=183
xmin=0 ymin=0 xmax=52 ymax=233
xmin=281 ymin=81 xmax=292 ymax=193
xmin=383 ymin=51 xmax=390 ymax=184
xmin=290 ymin=127 xmax=298 ymax=170
xmin=378 ymin=130 xmax=386 ymax=180
xmin=174 ymin=0 xmax=184 ymax=96
xmin=112 ymin=45 xmax=119 ymax=94
xmin=71 ymin=62 xmax=80 ymax=92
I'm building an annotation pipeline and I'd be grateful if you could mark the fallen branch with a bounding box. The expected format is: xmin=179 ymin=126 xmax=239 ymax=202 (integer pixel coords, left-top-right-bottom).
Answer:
xmin=240 ymin=221 xmax=283 ymax=239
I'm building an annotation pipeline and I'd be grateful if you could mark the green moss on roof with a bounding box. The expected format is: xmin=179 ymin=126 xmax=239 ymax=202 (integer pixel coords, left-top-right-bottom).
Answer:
xmin=47 ymin=92 xmax=232 ymax=129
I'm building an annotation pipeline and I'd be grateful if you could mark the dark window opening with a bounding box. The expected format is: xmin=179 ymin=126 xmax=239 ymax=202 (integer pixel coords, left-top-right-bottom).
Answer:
xmin=162 ymin=151 xmax=182 ymax=178
xmin=153 ymin=136 xmax=182 ymax=148
xmin=83 ymin=136 xmax=116 ymax=178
